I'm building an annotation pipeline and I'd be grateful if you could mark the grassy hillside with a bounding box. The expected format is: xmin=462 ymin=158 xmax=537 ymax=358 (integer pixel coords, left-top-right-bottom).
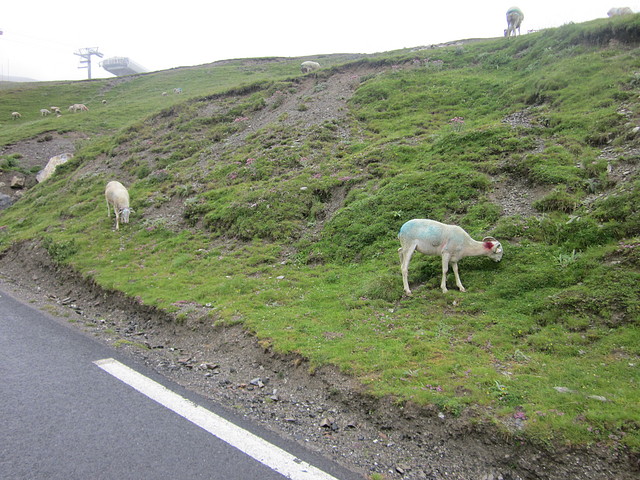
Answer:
xmin=1 ymin=16 xmax=639 ymax=453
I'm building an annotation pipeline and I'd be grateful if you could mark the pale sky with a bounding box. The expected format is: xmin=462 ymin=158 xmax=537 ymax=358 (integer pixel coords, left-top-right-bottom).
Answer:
xmin=0 ymin=1 xmax=637 ymax=81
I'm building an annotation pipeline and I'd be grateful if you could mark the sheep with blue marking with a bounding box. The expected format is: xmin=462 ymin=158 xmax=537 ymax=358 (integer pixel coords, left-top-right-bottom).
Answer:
xmin=504 ymin=7 xmax=524 ymax=37
xmin=398 ymin=219 xmax=503 ymax=294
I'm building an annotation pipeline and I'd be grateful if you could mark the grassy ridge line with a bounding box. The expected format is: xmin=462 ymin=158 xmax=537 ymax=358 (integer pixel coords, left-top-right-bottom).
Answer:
xmin=1 ymin=16 xmax=639 ymax=452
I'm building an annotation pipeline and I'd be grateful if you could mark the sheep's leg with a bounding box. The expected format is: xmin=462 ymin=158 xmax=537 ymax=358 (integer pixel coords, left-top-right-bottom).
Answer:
xmin=399 ymin=244 xmax=416 ymax=295
xmin=452 ymin=261 xmax=465 ymax=292
xmin=440 ymin=254 xmax=451 ymax=293
xmin=106 ymin=199 xmax=111 ymax=217
xmin=115 ymin=210 xmax=120 ymax=230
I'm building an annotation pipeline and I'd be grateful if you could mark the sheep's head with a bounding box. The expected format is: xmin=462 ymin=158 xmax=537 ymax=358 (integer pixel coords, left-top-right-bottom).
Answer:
xmin=483 ymin=237 xmax=503 ymax=262
xmin=120 ymin=207 xmax=131 ymax=224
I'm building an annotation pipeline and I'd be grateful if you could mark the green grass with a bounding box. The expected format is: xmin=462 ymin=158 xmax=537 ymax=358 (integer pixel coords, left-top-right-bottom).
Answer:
xmin=1 ymin=16 xmax=639 ymax=452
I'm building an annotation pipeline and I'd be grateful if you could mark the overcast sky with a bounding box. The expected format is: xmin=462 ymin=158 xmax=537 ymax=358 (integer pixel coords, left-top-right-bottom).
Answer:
xmin=1 ymin=1 xmax=637 ymax=81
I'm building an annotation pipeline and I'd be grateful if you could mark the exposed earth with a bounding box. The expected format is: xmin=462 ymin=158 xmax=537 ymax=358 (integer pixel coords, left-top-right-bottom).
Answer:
xmin=1 ymin=58 xmax=639 ymax=479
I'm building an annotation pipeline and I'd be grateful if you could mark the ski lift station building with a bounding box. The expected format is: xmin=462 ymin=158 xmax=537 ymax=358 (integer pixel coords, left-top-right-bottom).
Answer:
xmin=100 ymin=57 xmax=148 ymax=76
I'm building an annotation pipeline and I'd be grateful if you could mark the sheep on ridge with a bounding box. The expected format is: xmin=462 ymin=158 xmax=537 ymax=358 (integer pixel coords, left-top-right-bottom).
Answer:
xmin=105 ymin=181 xmax=132 ymax=230
xmin=398 ymin=219 xmax=503 ymax=295
xmin=607 ymin=7 xmax=633 ymax=17
xmin=301 ymin=61 xmax=321 ymax=74
xmin=504 ymin=7 xmax=524 ymax=37
xmin=11 ymin=112 xmax=21 ymax=120
xmin=40 ymin=109 xmax=51 ymax=116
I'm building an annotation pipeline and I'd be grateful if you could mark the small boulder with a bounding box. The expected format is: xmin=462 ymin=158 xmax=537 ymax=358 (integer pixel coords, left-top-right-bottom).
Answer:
xmin=10 ymin=175 xmax=25 ymax=189
xmin=553 ymin=386 xmax=575 ymax=394
xmin=36 ymin=153 xmax=73 ymax=183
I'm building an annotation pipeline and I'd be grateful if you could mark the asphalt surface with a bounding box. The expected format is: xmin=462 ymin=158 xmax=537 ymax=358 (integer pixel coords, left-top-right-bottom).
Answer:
xmin=0 ymin=286 xmax=361 ymax=480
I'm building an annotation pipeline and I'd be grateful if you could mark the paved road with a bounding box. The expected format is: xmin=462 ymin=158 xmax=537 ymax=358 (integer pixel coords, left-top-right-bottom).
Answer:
xmin=0 ymin=287 xmax=361 ymax=480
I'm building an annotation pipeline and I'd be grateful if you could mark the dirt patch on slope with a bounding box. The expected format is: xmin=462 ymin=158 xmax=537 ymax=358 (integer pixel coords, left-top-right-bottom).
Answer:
xmin=0 ymin=131 xmax=88 ymax=206
xmin=0 ymin=240 xmax=636 ymax=480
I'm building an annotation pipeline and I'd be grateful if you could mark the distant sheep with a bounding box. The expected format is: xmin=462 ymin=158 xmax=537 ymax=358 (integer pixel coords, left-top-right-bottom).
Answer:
xmin=11 ymin=112 xmax=21 ymax=120
xmin=68 ymin=103 xmax=89 ymax=112
xmin=105 ymin=181 xmax=132 ymax=230
xmin=50 ymin=106 xmax=61 ymax=114
xmin=398 ymin=219 xmax=503 ymax=294
xmin=173 ymin=87 xmax=182 ymax=94
xmin=504 ymin=7 xmax=524 ymax=37
xmin=608 ymin=7 xmax=633 ymax=17
xmin=40 ymin=109 xmax=51 ymax=116
xmin=301 ymin=61 xmax=321 ymax=74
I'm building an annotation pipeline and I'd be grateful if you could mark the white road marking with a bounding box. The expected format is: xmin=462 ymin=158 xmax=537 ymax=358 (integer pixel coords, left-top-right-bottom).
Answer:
xmin=94 ymin=358 xmax=340 ymax=480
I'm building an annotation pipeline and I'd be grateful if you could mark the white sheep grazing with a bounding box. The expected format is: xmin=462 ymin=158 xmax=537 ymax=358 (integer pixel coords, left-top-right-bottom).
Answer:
xmin=11 ymin=112 xmax=21 ymax=120
xmin=50 ymin=106 xmax=61 ymax=114
xmin=504 ymin=7 xmax=524 ymax=37
xmin=40 ymin=108 xmax=51 ymax=116
xmin=68 ymin=103 xmax=89 ymax=112
xmin=608 ymin=7 xmax=633 ymax=17
xmin=301 ymin=61 xmax=321 ymax=74
xmin=398 ymin=219 xmax=503 ymax=295
xmin=105 ymin=181 xmax=132 ymax=230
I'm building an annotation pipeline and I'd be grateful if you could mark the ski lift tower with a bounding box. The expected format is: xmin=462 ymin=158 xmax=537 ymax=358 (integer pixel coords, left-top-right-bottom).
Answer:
xmin=74 ymin=47 xmax=103 ymax=79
